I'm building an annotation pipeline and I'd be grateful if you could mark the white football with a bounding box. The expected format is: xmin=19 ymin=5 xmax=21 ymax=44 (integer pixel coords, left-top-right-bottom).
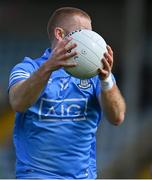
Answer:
xmin=64 ymin=29 xmax=107 ymax=79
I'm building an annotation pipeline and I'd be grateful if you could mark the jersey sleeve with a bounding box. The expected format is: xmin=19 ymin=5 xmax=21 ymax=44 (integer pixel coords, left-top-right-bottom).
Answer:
xmin=8 ymin=57 xmax=38 ymax=90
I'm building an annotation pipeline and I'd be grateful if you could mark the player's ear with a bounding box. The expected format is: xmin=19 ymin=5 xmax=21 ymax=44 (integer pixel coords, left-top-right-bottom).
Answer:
xmin=54 ymin=27 xmax=65 ymax=41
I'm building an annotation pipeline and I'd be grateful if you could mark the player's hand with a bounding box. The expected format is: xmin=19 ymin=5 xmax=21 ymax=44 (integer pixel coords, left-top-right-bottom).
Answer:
xmin=47 ymin=37 xmax=77 ymax=72
xmin=98 ymin=45 xmax=113 ymax=80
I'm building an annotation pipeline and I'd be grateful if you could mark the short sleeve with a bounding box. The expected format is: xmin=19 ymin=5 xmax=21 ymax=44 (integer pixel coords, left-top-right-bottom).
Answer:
xmin=8 ymin=57 xmax=39 ymax=90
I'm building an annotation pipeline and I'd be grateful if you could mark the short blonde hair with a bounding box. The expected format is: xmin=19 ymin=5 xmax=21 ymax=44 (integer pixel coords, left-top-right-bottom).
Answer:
xmin=47 ymin=7 xmax=91 ymax=42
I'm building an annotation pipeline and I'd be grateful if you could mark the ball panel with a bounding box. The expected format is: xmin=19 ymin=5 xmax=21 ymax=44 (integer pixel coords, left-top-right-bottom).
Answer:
xmin=64 ymin=29 xmax=107 ymax=79
xmin=74 ymin=39 xmax=102 ymax=67
xmin=79 ymin=30 xmax=107 ymax=47
xmin=65 ymin=54 xmax=99 ymax=79
xmin=65 ymin=39 xmax=103 ymax=79
xmin=72 ymin=32 xmax=107 ymax=60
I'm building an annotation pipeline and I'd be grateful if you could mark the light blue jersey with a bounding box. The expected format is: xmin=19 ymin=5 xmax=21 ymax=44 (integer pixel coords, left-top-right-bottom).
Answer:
xmin=9 ymin=48 xmax=104 ymax=179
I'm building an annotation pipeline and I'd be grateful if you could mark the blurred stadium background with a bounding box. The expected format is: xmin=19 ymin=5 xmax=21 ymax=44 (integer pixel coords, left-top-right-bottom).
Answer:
xmin=0 ymin=0 xmax=152 ymax=178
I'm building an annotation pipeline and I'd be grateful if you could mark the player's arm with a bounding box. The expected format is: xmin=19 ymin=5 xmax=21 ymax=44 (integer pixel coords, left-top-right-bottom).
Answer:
xmin=101 ymin=83 xmax=126 ymax=125
xmin=98 ymin=46 xmax=126 ymax=125
xmin=9 ymin=38 xmax=77 ymax=112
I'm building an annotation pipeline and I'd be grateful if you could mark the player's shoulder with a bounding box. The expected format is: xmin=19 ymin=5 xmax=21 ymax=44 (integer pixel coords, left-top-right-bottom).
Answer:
xmin=21 ymin=48 xmax=51 ymax=68
xmin=11 ymin=56 xmax=39 ymax=73
xmin=12 ymin=48 xmax=50 ymax=72
xmin=23 ymin=56 xmax=40 ymax=69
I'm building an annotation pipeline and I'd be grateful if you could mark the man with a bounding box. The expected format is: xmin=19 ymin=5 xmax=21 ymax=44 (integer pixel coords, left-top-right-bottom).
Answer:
xmin=8 ymin=7 xmax=126 ymax=179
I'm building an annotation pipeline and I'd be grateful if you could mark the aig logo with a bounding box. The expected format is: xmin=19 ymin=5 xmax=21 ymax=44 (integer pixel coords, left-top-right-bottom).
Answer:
xmin=39 ymin=98 xmax=88 ymax=121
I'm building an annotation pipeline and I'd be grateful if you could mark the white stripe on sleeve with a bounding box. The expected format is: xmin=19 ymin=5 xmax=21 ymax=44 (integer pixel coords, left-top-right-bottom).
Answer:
xmin=9 ymin=70 xmax=30 ymax=84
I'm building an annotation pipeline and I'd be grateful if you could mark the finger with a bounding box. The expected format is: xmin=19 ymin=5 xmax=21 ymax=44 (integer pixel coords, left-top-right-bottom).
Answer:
xmin=98 ymin=66 xmax=109 ymax=73
xmin=57 ymin=42 xmax=77 ymax=55
xmin=106 ymin=45 xmax=113 ymax=56
xmin=102 ymin=58 xmax=111 ymax=72
xmin=60 ymin=51 xmax=77 ymax=61
xmin=98 ymin=68 xmax=109 ymax=79
xmin=62 ymin=61 xmax=78 ymax=68
xmin=104 ymin=53 xmax=113 ymax=67
xmin=56 ymin=37 xmax=73 ymax=49
xmin=98 ymin=68 xmax=108 ymax=75
xmin=65 ymin=42 xmax=77 ymax=52
xmin=104 ymin=52 xmax=112 ymax=60
xmin=63 ymin=37 xmax=73 ymax=46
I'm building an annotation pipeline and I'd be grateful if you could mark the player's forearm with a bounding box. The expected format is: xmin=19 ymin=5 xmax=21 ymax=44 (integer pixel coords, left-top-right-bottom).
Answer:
xmin=101 ymin=84 xmax=126 ymax=125
xmin=9 ymin=39 xmax=78 ymax=112
xmin=9 ymin=62 xmax=52 ymax=112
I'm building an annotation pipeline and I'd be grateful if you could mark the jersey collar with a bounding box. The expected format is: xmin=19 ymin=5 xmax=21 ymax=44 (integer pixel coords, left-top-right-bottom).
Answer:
xmin=41 ymin=48 xmax=51 ymax=60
